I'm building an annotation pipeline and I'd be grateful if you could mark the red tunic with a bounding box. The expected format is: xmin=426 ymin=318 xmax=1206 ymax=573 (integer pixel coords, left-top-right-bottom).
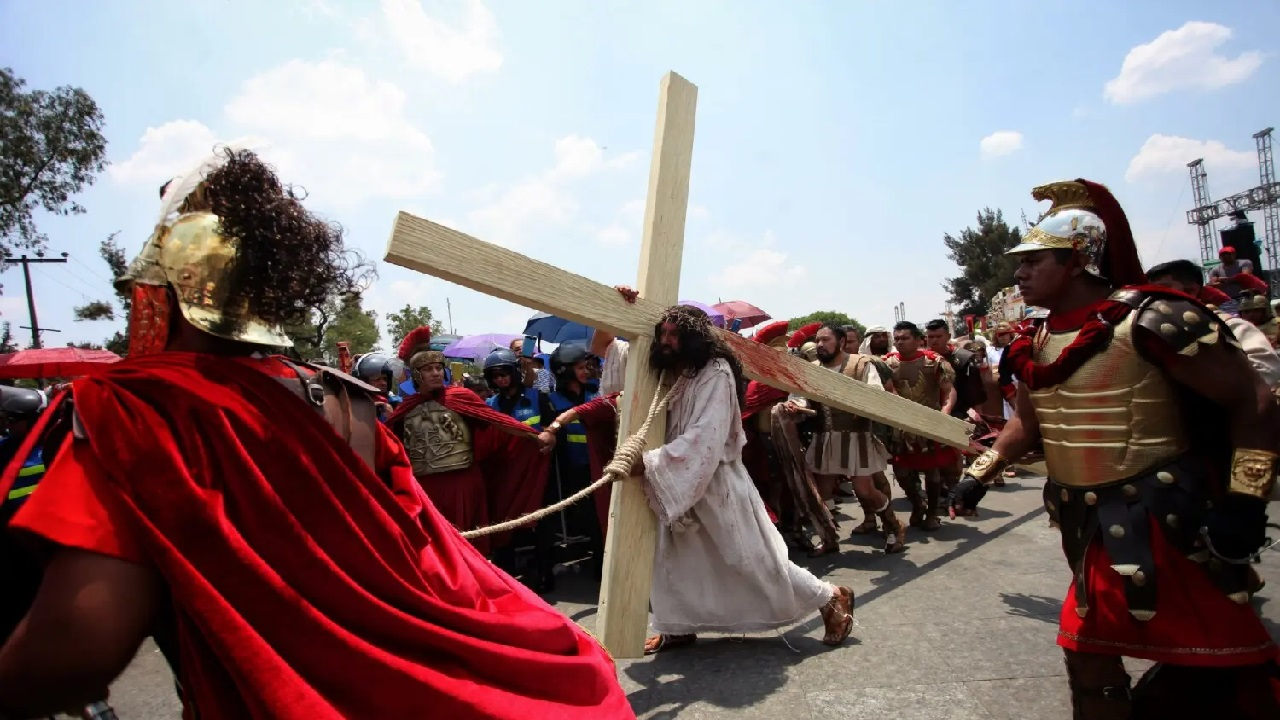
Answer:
xmin=9 ymin=353 xmax=631 ymax=719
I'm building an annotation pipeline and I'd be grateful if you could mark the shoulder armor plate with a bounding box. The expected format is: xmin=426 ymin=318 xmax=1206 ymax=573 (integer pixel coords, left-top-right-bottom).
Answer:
xmin=1133 ymin=294 xmax=1238 ymax=356
xmin=297 ymin=361 xmax=384 ymax=396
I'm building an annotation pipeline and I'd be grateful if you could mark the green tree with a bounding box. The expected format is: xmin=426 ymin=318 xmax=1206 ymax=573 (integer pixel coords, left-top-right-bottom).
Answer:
xmin=67 ymin=340 xmax=104 ymax=350
xmin=0 ymin=322 xmax=18 ymax=353
xmin=942 ymin=209 xmax=1023 ymax=319
xmin=0 ymin=67 xmax=108 ymax=254
xmin=386 ymin=304 xmax=445 ymax=349
xmin=71 ymin=232 xmax=131 ymax=355
xmin=286 ymin=293 xmax=379 ymax=362
xmin=788 ymin=311 xmax=863 ymax=334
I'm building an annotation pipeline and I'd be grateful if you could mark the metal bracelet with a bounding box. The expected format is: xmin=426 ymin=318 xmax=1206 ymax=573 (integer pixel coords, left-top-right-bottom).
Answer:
xmin=966 ymin=449 xmax=1010 ymax=486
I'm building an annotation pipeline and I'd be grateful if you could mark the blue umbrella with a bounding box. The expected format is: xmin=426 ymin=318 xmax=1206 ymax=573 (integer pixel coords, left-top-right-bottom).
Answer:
xmin=523 ymin=313 xmax=594 ymax=344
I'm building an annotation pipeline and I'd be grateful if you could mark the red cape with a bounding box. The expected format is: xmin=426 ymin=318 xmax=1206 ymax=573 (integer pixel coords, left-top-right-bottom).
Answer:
xmin=70 ymin=354 xmax=630 ymax=719
xmin=575 ymin=393 xmax=621 ymax=538
xmin=388 ymin=387 xmax=551 ymax=548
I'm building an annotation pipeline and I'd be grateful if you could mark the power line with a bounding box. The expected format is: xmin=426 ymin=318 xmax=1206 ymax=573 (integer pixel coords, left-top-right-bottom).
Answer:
xmin=1 ymin=253 xmax=68 ymax=349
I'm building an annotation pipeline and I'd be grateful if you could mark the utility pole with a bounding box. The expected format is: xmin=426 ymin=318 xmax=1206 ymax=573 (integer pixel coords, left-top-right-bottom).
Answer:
xmin=3 ymin=252 xmax=69 ymax=349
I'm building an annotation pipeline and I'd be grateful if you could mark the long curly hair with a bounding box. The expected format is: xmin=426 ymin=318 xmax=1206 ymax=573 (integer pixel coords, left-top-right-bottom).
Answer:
xmin=197 ymin=148 xmax=375 ymax=331
xmin=648 ymin=305 xmax=747 ymax=407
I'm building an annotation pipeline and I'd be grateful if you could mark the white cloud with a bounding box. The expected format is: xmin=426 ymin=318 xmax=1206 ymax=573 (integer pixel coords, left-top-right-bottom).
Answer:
xmin=380 ymin=0 xmax=503 ymax=83
xmin=466 ymin=135 xmax=638 ymax=248
xmin=979 ymin=130 xmax=1023 ymax=158
xmin=596 ymin=225 xmax=630 ymax=247
xmin=709 ymin=244 xmax=805 ymax=292
xmin=111 ymin=59 xmax=440 ymax=209
xmin=1104 ymin=22 xmax=1263 ymax=105
xmin=108 ymin=120 xmax=220 ymax=184
xmin=1125 ymin=134 xmax=1256 ymax=183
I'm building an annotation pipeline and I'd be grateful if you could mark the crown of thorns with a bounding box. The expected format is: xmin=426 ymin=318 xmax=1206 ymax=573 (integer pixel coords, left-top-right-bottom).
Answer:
xmin=659 ymin=305 xmax=715 ymax=335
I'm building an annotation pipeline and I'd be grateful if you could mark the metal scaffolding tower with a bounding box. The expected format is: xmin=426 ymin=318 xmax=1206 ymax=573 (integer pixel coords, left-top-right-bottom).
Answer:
xmin=1185 ymin=159 xmax=1217 ymax=266
xmin=1256 ymin=128 xmax=1280 ymax=286
xmin=1186 ymin=127 xmax=1280 ymax=290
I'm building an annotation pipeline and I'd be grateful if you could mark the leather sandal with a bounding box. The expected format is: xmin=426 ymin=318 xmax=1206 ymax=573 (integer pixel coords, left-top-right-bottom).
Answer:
xmin=820 ymin=586 xmax=854 ymax=645
xmin=850 ymin=517 xmax=880 ymax=535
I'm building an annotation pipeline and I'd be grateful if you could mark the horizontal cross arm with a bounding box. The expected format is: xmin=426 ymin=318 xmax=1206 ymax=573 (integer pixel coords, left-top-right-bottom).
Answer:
xmin=723 ymin=332 xmax=973 ymax=449
xmin=385 ymin=212 xmax=667 ymax=340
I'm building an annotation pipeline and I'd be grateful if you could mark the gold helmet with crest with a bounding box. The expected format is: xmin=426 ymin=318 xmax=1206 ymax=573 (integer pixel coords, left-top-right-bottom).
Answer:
xmin=118 ymin=146 xmax=356 ymax=355
xmin=1006 ymin=179 xmax=1146 ymax=287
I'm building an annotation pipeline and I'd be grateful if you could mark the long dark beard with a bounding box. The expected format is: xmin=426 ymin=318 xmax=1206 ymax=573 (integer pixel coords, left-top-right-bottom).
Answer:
xmin=648 ymin=343 xmax=679 ymax=371
xmin=815 ymin=347 xmax=837 ymax=364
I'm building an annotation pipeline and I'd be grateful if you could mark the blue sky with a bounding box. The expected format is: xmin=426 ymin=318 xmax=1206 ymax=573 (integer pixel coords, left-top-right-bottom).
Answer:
xmin=2 ymin=0 xmax=1277 ymax=349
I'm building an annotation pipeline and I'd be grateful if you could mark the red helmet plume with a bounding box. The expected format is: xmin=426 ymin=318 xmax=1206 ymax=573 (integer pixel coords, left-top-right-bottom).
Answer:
xmin=398 ymin=326 xmax=434 ymax=362
xmin=753 ymin=320 xmax=790 ymax=346
xmin=787 ymin=322 xmax=821 ymax=349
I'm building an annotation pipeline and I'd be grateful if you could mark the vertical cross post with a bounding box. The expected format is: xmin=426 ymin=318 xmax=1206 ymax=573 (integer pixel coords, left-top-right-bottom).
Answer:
xmin=594 ymin=72 xmax=698 ymax=658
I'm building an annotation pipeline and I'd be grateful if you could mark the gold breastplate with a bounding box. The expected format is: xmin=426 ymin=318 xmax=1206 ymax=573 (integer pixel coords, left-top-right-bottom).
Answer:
xmin=1029 ymin=315 xmax=1187 ymax=487
xmin=402 ymin=401 xmax=473 ymax=476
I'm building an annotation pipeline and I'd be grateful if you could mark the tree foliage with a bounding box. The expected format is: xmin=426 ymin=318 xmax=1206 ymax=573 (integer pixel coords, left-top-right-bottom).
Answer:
xmin=386 ymin=304 xmax=445 ymax=349
xmin=286 ymin=293 xmax=379 ymax=362
xmin=71 ymin=232 xmax=132 ymax=354
xmin=788 ymin=311 xmax=863 ymax=334
xmin=0 ymin=67 xmax=108 ymax=254
xmin=942 ymin=209 xmax=1023 ymax=318
xmin=0 ymin=322 xmax=18 ymax=353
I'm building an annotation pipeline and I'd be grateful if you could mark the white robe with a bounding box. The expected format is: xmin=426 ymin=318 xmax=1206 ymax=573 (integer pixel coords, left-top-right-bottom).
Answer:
xmin=641 ymin=358 xmax=834 ymax=635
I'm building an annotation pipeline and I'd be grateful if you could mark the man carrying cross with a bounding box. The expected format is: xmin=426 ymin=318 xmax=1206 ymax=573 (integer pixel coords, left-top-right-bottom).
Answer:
xmin=607 ymin=300 xmax=854 ymax=654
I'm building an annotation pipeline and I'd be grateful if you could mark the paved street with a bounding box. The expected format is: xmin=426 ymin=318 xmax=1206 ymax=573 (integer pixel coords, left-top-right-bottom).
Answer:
xmin=106 ymin=472 xmax=1280 ymax=719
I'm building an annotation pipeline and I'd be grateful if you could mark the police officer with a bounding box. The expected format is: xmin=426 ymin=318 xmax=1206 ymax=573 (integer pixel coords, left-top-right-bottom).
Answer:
xmin=545 ymin=344 xmax=604 ymax=576
xmin=482 ymin=349 xmax=559 ymax=592
xmin=353 ymin=352 xmax=404 ymax=421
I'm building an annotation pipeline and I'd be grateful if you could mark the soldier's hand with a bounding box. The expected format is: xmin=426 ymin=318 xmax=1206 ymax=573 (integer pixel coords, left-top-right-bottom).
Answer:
xmin=948 ymin=476 xmax=987 ymax=519
xmin=1204 ymin=494 xmax=1268 ymax=561
xmin=536 ymin=431 xmax=556 ymax=453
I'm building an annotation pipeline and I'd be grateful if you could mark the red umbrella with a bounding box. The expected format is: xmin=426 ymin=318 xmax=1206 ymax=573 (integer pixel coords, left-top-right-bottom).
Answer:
xmin=712 ymin=301 xmax=771 ymax=331
xmin=0 ymin=347 xmax=122 ymax=379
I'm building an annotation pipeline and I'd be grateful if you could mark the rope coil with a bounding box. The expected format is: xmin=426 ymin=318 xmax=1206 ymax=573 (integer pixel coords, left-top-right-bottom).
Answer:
xmin=461 ymin=374 xmax=674 ymax=539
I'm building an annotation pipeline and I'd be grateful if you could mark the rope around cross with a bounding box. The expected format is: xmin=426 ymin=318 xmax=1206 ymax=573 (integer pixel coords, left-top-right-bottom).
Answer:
xmin=461 ymin=373 xmax=673 ymax=539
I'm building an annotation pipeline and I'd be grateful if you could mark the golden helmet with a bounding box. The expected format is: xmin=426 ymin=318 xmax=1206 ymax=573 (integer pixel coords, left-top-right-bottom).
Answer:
xmin=1006 ymin=179 xmax=1145 ymax=287
xmin=1239 ymin=294 xmax=1271 ymax=313
xmin=117 ymin=153 xmax=293 ymax=348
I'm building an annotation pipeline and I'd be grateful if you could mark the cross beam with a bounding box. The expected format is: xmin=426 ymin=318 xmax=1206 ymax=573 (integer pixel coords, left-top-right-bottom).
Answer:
xmin=385 ymin=72 xmax=970 ymax=659
xmin=384 ymin=210 xmax=974 ymax=448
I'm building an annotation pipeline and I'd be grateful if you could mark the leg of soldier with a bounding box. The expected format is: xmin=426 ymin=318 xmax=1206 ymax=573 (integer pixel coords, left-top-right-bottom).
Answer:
xmin=938 ymin=455 xmax=962 ymax=496
xmin=921 ymin=468 xmax=943 ymax=531
xmin=851 ymin=494 xmax=880 ymax=534
xmin=895 ymin=466 xmax=926 ymax=528
xmin=872 ymin=470 xmax=893 ymax=501
xmin=1063 ymin=649 xmax=1132 ymax=720
xmin=850 ymin=474 xmax=905 ymax=553
xmin=809 ymin=473 xmax=843 ymax=556
xmin=1132 ymin=661 xmax=1280 ymax=720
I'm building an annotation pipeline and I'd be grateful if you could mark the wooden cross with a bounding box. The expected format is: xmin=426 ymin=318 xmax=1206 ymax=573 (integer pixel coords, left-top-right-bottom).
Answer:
xmin=384 ymin=71 xmax=971 ymax=659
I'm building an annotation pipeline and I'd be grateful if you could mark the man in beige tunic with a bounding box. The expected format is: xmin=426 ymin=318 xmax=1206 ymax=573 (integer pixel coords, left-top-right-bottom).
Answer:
xmin=784 ymin=323 xmax=905 ymax=554
xmin=615 ymin=303 xmax=854 ymax=654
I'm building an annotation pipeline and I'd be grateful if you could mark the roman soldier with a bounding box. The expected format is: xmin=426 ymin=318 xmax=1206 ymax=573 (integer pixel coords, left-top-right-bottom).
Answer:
xmin=785 ymin=322 xmax=905 ymax=555
xmin=950 ymin=179 xmax=1280 ymax=718
xmin=885 ymin=321 xmax=959 ymax=530
xmin=386 ymin=327 xmax=553 ymax=557
xmin=0 ymin=149 xmax=628 ymax=718
xmin=740 ymin=319 xmax=792 ymax=522
xmin=766 ymin=323 xmax=842 ymax=552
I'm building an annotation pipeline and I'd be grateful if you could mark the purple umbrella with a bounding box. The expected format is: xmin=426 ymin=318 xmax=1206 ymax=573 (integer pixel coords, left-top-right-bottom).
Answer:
xmin=441 ymin=333 xmax=521 ymax=360
xmin=678 ymin=299 xmax=725 ymax=328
